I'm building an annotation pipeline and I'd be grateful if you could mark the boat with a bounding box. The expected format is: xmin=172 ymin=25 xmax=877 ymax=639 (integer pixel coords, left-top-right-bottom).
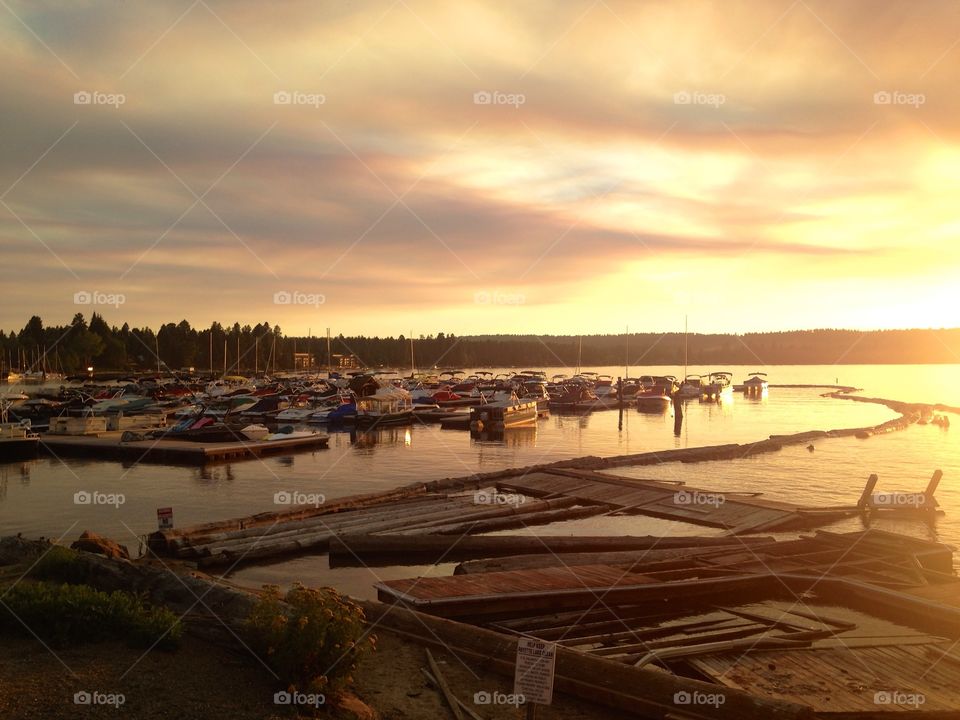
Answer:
xmin=634 ymin=376 xmax=676 ymax=412
xmin=263 ymin=425 xmax=326 ymax=442
xmin=469 ymin=395 xmax=539 ymax=431
xmin=0 ymin=399 xmax=40 ymax=460
xmin=354 ymin=386 xmax=414 ymax=427
xmin=316 ymin=401 xmax=357 ymax=424
xmin=701 ymin=371 xmax=733 ymax=401
xmin=742 ymin=371 xmax=768 ymax=396
xmin=677 ymin=374 xmax=703 ymax=398
xmin=307 ymin=394 xmax=356 ymax=423
xmin=172 ymin=420 xmax=271 ymax=443
xmin=274 ymin=404 xmax=316 ymax=422
xmin=549 ymin=385 xmax=599 ymax=411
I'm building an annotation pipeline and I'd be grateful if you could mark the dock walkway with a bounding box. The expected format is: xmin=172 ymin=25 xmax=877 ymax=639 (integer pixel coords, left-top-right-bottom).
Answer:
xmin=40 ymin=431 xmax=329 ymax=465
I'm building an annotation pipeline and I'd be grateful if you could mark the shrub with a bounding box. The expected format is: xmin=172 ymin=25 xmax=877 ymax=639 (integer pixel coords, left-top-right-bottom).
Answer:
xmin=245 ymin=583 xmax=375 ymax=696
xmin=30 ymin=545 xmax=89 ymax=584
xmin=0 ymin=581 xmax=182 ymax=650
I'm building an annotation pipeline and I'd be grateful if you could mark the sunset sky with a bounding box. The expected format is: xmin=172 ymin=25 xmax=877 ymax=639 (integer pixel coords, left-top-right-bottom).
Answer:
xmin=1 ymin=1 xmax=958 ymax=336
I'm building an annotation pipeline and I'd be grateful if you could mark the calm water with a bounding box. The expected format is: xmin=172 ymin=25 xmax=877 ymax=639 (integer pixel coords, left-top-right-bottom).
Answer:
xmin=1 ymin=364 xmax=957 ymax=598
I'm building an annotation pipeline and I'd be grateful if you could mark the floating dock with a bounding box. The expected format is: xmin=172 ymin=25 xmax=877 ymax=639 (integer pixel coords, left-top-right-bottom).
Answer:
xmin=40 ymin=431 xmax=329 ymax=465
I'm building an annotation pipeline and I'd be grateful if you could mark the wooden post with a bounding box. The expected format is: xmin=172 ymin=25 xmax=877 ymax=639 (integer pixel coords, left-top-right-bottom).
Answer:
xmin=617 ymin=376 xmax=623 ymax=430
xmin=858 ymin=474 xmax=879 ymax=509
xmin=925 ymin=469 xmax=943 ymax=503
xmin=672 ymin=390 xmax=683 ymax=437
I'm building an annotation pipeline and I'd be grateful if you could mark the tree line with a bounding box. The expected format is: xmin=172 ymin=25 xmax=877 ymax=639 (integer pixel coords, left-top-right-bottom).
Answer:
xmin=2 ymin=315 xmax=959 ymax=375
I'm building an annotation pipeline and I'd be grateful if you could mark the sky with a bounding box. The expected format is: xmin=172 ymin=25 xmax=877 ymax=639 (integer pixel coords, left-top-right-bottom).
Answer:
xmin=1 ymin=0 xmax=959 ymax=337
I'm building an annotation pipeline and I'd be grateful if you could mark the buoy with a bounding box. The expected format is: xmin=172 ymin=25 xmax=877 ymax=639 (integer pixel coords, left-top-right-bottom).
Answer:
xmin=806 ymin=444 xmax=815 ymax=452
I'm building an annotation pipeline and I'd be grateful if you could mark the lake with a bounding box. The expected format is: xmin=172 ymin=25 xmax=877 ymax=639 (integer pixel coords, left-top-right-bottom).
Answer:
xmin=1 ymin=364 xmax=957 ymax=598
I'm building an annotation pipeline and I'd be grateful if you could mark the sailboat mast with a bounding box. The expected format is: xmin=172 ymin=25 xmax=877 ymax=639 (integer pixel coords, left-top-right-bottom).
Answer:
xmin=625 ymin=325 xmax=629 ymax=379
xmin=683 ymin=315 xmax=688 ymax=379
xmin=577 ymin=335 xmax=582 ymax=375
xmin=410 ymin=331 xmax=415 ymax=376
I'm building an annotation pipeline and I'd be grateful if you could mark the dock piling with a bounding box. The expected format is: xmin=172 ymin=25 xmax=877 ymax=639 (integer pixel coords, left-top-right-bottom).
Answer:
xmin=858 ymin=474 xmax=879 ymax=509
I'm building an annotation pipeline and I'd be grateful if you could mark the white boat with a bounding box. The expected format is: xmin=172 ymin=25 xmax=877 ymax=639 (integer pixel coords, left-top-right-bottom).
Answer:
xmin=701 ymin=371 xmax=733 ymax=401
xmin=0 ymin=401 xmax=40 ymax=459
xmin=205 ymin=377 xmax=255 ymax=397
xmin=677 ymin=375 xmax=703 ymax=399
xmin=469 ymin=395 xmax=539 ymax=431
xmin=275 ymin=405 xmax=316 ymax=422
xmin=264 ymin=427 xmax=328 ymax=442
xmin=240 ymin=424 xmax=271 ymax=441
xmin=355 ymin=386 xmax=414 ymax=427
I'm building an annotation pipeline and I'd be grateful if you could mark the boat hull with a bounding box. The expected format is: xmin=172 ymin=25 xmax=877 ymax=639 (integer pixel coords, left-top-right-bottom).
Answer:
xmin=354 ymin=410 xmax=414 ymax=427
xmin=0 ymin=437 xmax=40 ymax=460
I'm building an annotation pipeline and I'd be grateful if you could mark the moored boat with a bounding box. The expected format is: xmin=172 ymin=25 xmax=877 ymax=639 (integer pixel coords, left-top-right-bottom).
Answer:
xmin=0 ymin=401 xmax=39 ymax=460
xmin=469 ymin=395 xmax=538 ymax=431
xmin=354 ymin=386 xmax=414 ymax=427
xmin=701 ymin=371 xmax=733 ymax=401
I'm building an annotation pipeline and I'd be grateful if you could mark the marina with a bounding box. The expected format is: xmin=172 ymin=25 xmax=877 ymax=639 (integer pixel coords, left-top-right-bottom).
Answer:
xmin=3 ymin=364 xmax=959 ymax=719
xmin=5 ymin=5 xmax=960 ymax=716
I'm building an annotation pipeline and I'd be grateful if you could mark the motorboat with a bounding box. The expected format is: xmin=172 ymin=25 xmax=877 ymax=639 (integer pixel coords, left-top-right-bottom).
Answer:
xmin=263 ymin=425 xmax=326 ymax=441
xmin=354 ymin=386 xmax=414 ymax=427
xmin=0 ymin=401 xmax=39 ymax=460
xmin=635 ymin=376 xmax=677 ymax=412
xmin=469 ymin=395 xmax=538 ymax=431
xmin=549 ymin=385 xmax=599 ymax=411
xmin=701 ymin=372 xmax=734 ymax=401
xmin=170 ymin=419 xmax=271 ymax=443
xmin=677 ymin=375 xmax=703 ymax=399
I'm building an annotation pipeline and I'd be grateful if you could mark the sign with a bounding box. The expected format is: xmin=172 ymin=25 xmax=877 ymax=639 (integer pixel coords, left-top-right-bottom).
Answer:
xmin=157 ymin=507 xmax=173 ymax=530
xmin=514 ymin=637 xmax=556 ymax=706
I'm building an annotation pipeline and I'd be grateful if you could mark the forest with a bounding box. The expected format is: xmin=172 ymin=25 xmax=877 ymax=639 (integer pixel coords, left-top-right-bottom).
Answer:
xmin=2 ymin=314 xmax=959 ymax=375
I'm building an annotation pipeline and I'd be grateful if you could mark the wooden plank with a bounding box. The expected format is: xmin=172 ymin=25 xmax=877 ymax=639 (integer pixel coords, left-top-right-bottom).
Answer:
xmin=361 ymin=599 xmax=815 ymax=720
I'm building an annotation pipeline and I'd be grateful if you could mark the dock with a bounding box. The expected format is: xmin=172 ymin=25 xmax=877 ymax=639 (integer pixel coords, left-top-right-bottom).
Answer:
xmin=40 ymin=431 xmax=330 ymax=465
xmin=375 ymin=529 xmax=954 ymax=616
xmin=371 ymin=528 xmax=960 ymax=715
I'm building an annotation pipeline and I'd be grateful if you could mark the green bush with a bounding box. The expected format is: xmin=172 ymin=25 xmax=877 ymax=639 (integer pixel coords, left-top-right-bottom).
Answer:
xmin=245 ymin=583 xmax=375 ymax=696
xmin=30 ymin=545 xmax=90 ymax=584
xmin=0 ymin=581 xmax=182 ymax=650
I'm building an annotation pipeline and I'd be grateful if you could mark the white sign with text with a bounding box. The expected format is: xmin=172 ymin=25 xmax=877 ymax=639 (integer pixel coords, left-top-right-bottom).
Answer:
xmin=514 ymin=637 xmax=556 ymax=705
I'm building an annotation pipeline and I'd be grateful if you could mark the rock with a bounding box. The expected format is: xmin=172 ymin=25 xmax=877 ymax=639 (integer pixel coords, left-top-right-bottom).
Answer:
xmin=334 ymin=691 xmax=379 ymax=720
xmin=71 ymin=531 xmax=130 ymax=560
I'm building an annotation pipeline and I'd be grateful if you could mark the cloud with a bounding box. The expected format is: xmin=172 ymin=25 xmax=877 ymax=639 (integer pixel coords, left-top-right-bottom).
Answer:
xmin=1 ymin=0 xmax=958 ymax=334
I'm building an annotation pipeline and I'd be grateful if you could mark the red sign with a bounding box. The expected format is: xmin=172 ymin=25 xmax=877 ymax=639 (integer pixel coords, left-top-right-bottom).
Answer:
xmin=157 ymin=507 xmax=173 ymax=530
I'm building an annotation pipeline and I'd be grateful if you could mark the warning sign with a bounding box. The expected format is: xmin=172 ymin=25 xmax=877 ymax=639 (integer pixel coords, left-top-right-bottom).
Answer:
xmin=514 ymin=637 xmax=556 ymax=705
xmin=157 ymin=507 xmax=173 ymax=530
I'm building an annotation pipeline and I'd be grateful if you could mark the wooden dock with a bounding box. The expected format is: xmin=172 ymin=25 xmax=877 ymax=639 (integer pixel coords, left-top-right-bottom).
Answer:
xmin=494 ymin=468 xmax=859 ymax=534
xmin=373 ymin=529 xmax=960 ymax=715
xmin=376 ymin=529 xmax=955 ymax=617
xmin=153 ymin=490 xmax=611 ymax=568
xmin=40 ymin=431 xmax=330 ymax=465
xmin=150 ymin=460 xmax=872 ymax=567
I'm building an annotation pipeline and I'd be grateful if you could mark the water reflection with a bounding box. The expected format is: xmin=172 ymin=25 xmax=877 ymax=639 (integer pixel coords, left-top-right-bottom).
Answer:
xmin=345 ymin=425 xmax=413 ymax=450
xmin=194 ymin=464 xmax=236 ymax=484
xmin=470 ymin=426 xmax=538 ymax=447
